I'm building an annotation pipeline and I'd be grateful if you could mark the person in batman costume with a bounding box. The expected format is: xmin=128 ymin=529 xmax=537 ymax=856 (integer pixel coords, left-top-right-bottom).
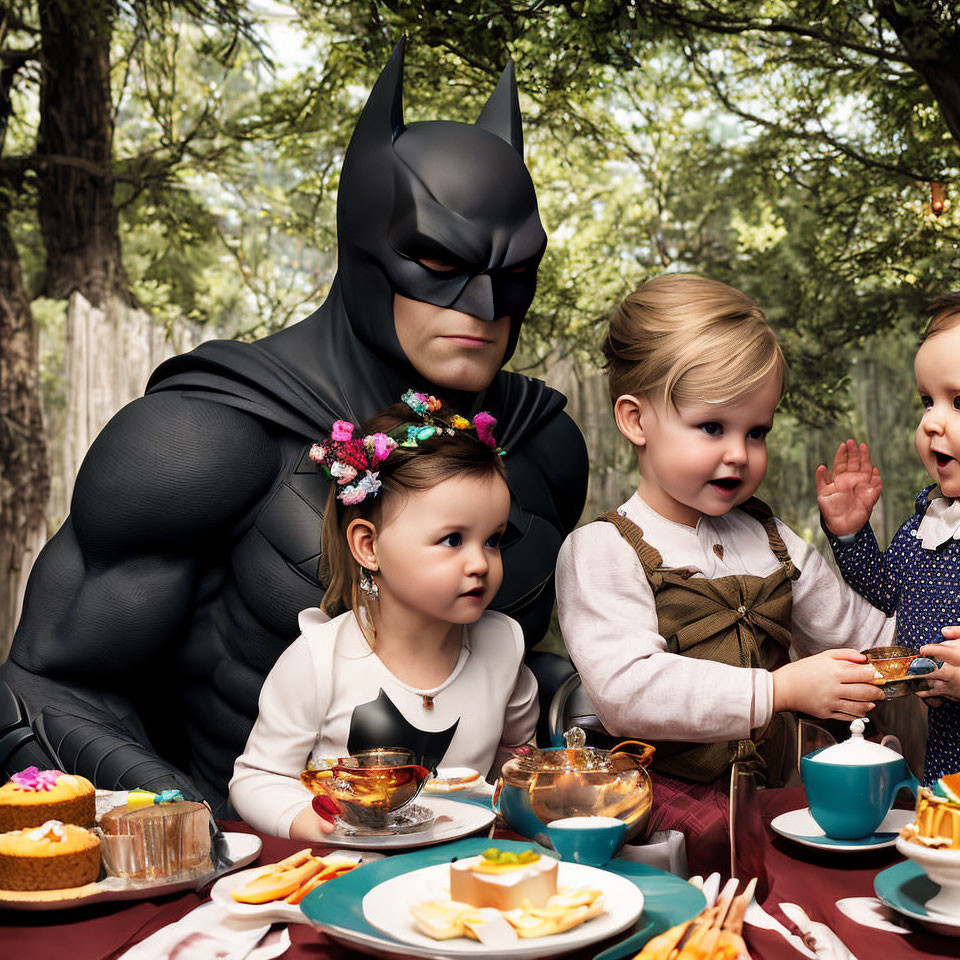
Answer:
xmin=0 ymin=39 xmax=587 ymax=815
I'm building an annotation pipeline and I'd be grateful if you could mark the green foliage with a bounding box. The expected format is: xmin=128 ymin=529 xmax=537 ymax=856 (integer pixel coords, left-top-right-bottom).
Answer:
xmin=3 ymin=0 xmax=959 ymax=547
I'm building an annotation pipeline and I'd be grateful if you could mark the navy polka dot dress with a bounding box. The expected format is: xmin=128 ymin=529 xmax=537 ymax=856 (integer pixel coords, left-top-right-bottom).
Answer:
xmin=828 ymin=484 xmax=960 ymax=785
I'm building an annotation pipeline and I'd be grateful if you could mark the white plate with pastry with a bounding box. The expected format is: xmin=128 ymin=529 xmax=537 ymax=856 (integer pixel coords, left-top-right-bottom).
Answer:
xmin=0 ymin=832 xmax=262 ymax=911
xmin=361 ymin=858 xmax=644 ymax=958
xmin=210 ymin=849 xmax=365 ymax=924
xmin=424 ymin=767 xmax=483 ymax=794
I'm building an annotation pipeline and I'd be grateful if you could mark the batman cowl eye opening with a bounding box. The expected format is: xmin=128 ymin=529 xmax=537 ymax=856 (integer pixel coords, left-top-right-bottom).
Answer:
xmin=418 ymin=257 xmax=458 ymax=273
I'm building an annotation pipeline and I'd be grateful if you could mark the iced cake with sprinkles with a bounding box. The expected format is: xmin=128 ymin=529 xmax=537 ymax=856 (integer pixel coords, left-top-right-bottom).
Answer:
xmin=0 ymin=767 xmax=95 ymax=832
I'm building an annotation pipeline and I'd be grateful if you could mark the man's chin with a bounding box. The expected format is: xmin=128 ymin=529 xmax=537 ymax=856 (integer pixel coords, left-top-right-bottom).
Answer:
xmin=413 ymin=359 xmax=502 ymax=394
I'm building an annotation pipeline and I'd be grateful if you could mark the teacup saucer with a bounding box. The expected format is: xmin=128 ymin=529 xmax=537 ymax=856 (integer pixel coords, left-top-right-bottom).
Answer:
xmin=334 ymin=803 xmax=436 ymax=838
xmin=770 ymin=807 xmax=913 ymax=851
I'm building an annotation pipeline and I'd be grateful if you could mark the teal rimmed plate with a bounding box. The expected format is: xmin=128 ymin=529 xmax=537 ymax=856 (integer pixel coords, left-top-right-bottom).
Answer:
xmin=875 ymin=859 xmax=960 ymax=937
xmin=300 ymin=837 xmax=704 ymax=959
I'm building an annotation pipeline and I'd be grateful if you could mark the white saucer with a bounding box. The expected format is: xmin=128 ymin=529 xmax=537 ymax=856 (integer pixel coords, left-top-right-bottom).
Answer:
xmin=324 ymin=796 xmax=495 ymax=851
xmin=770 ymin=807 xmax=913 ymax=851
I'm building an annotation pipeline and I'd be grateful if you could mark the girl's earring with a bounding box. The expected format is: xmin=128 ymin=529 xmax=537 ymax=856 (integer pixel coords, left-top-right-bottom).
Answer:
xmin=359 ymin=567 xmax=379 ymax=601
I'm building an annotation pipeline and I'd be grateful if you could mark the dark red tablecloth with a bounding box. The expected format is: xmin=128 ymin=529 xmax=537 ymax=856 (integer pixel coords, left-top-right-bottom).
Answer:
xmin=2 ymin=793 xmax=954 ymax=959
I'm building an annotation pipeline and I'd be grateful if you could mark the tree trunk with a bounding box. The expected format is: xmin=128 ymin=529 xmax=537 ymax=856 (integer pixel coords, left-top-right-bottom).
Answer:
xmin=878 ymin=1 xmax=960 ymax=151
xmin=36 ymin=0 xmax=126 ymax=305
xmin=0 ymin=198 xmax=49 ymax=660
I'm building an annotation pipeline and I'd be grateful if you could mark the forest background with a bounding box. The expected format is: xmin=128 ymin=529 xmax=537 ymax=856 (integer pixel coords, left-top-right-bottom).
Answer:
xmin=1 ymin=0 xmax=958 ymax=658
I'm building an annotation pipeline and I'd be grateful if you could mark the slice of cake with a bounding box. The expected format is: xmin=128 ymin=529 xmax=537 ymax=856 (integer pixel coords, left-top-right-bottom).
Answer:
xmin=0 ymin=820 xmax=101 ymax=891
xmin=0 ymin=767 xmax=95 ymax=832
xmin=449 ymin=848 xmax=558 ymax=911
xmin=901 ymin=778 xmax=960 ymax=850
xmin=98 ymin=789 xmax=212 ymax=881
xmin=411 ymin=849 xmax=606 ymax=944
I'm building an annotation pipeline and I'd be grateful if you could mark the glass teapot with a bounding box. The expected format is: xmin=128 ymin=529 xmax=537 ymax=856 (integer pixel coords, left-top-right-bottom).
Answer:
xmin=493 ymin=728 xmax=655 ymax=846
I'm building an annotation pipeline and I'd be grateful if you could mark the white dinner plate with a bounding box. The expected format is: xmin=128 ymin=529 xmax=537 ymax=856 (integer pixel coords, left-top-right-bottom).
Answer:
xmin=210 ymin=850 xmax=364 ymax=924
xmin=770 ymin=807 xmax=912 ymax=852
xmin=360 ymin=860 xmax=644 ymax=958
xmin=0 ymin=831 xmax=262 ymax=912
xmin=324 ymin=796 xmax=495 ymax=851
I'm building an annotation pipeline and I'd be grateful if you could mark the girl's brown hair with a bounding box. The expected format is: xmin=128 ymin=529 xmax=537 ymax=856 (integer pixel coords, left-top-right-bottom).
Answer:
xmin=602 ymin=274 xmax=785 ymax=408
xmin=922 ymin=292 xmax=960 ymax=341
xmin=319 ymin=402 xmax=507 ymax=628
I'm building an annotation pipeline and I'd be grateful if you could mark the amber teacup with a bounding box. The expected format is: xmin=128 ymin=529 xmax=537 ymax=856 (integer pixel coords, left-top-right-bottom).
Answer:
xmin=300 ymin=754 xmax=431 ymax=829
xmin=865 ymin=645 xmax=915 ymax=683
xmin=864 ymin=645 xmax=942 ymax=699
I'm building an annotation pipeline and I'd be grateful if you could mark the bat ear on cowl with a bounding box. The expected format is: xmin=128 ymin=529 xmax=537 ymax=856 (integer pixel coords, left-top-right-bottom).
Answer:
xmin=476 ymin=60 xmax=523 ymax=156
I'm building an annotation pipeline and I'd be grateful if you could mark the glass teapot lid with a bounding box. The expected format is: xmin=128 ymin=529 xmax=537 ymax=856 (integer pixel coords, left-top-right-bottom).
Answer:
xmin=808 ymin=718 xmax=903 ymax=765
xmin=506 ymin=727 xmax=616 ymax=775
xmin=501 ymin=727 xmax=654 ymax=779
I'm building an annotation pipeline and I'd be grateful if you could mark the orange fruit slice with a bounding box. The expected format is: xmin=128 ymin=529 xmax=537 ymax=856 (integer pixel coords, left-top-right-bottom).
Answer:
xmin=937 ymin=772 xmax=960 ymax=803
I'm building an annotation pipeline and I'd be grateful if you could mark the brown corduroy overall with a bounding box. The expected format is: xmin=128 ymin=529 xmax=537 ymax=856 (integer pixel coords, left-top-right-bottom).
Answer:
xmin=599 ymin=497 xmax=801 ymax=786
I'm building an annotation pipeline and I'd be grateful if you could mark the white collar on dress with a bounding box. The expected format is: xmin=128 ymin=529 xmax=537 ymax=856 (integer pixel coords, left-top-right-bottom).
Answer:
xmin=624 ymin=492 xmax=703 ymax=534
xmin=915 ymin=496 xmax=960 ymax=550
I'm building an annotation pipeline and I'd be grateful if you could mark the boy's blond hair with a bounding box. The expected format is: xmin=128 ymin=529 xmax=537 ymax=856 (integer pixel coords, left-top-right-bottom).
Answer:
xmin=602 ymin=274 xmax=785 ymax=408
xmin=922 ymin=291 xmax=960 ymax=341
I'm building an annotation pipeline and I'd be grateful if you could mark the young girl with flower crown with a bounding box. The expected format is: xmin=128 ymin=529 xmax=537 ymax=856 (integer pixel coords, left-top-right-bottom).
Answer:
xmin=555 ymin=276 xmax=895 ymax=862
xmin=230 ymin=391 xmax=537 ymax=839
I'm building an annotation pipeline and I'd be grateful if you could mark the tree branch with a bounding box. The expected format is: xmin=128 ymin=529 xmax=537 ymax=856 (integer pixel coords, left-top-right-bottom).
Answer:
xmin=687 ymin=56 xmax=939 ymax=182
xmin=633 ymin=3 xmax=915 ymax=65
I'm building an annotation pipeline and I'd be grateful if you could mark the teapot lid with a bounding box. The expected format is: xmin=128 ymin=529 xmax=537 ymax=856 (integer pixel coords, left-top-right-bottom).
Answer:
xmin=809 ymin=719 xmax=902 ymax=765
xmin=500 ymin=728 xmax=622 ymax=782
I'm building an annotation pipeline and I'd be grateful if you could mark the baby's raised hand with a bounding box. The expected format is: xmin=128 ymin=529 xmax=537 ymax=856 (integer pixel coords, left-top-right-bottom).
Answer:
xmin=815 ymin=439 xmax=882 ymax=537
xmin=772 ymin=649 xmax=881 ymax=720
xmin=919 ymin=626 xmax=960 ymax=706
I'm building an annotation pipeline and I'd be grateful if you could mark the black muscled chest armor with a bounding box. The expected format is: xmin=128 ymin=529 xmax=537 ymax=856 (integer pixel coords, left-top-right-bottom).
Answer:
xmin=0 ymin=40 xmax=588 ymax=814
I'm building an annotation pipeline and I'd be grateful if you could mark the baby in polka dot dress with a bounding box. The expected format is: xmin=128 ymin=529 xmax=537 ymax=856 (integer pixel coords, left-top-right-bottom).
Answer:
xmin=817 ymin=291 xmax=960 ymax=784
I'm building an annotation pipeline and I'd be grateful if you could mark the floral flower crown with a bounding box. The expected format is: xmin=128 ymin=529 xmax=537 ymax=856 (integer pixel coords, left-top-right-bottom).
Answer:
xmin=309 ymin=389 xmax=502 ymax=506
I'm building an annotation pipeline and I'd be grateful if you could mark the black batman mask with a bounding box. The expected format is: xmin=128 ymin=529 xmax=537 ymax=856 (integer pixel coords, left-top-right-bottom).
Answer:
xmin=148 ymin=37 xmax=565 ymax=445
xmin=337 ymin=37 xmax=547 ymax=369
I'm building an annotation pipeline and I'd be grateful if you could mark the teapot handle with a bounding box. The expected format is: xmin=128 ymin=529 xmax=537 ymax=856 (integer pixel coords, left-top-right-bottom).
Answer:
xmin=609 ymin=740 xmax=656 ymax=767
xmin=893 ymin=774 xmax=920 ymax=801
xmin=880 ymin=735 xmax=903 ymax=755
xmin=491 ymin=777 xmax=503 ymax=816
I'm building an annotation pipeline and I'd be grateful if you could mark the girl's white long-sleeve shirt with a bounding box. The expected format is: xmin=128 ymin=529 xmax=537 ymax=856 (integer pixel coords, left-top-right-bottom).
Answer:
xmin=230 ymin=608 xmax=537 ymax=837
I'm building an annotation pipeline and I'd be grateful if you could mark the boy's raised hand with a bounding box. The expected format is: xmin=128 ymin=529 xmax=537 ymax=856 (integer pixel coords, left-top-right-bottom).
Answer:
xmin=772 ymin=649 xmax=881 ymax=720
xmin=815 ymin=439 xmax=882 ymax=537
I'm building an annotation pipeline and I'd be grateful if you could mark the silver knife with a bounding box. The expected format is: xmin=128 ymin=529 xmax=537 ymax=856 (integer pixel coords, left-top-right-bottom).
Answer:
xmin=742 ymin=897 xmax=818 ymax=958
xmin=780 ymin=902 xmax=859 ymax=960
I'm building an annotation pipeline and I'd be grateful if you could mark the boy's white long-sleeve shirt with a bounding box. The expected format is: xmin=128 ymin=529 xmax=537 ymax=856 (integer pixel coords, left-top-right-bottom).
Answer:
xmin=556 ymin=494 xmax=895 ymax=742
